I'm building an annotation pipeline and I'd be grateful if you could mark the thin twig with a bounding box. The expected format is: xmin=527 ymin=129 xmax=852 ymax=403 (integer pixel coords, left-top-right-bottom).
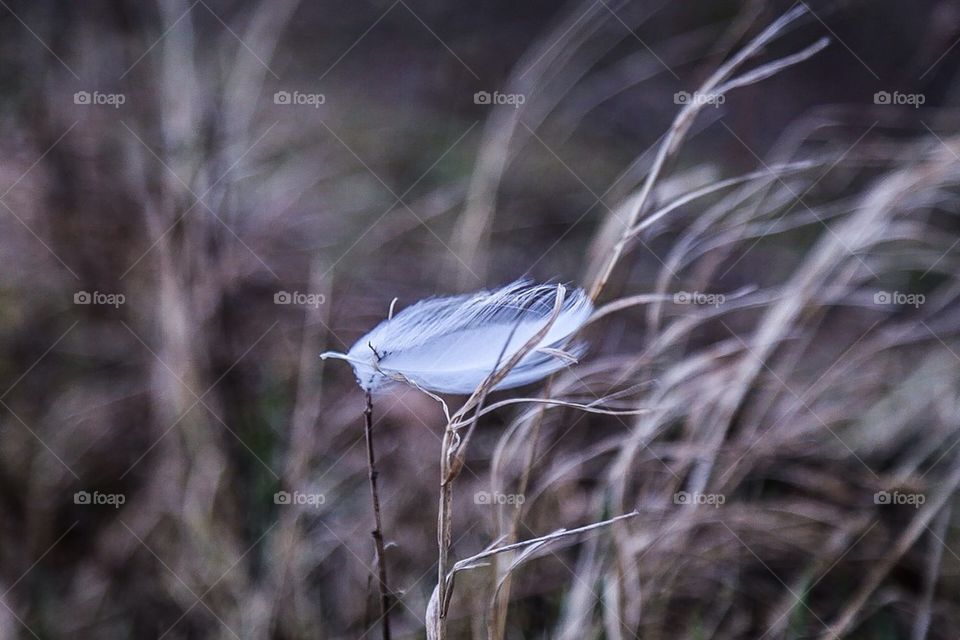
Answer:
xmin=455 ymin=510 xmax=639 ymax=572
xmin=364 ymin=392 xmax=392 ymax=640
xmin=448 ymin=511 xmax=640 ymax=620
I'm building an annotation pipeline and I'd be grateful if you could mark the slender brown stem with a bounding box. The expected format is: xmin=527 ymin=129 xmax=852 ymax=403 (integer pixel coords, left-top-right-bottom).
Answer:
xmin=436 ymin=426 xmax=455 ymax=640
xmin=364 ymin=392 xmax=391 ymax=640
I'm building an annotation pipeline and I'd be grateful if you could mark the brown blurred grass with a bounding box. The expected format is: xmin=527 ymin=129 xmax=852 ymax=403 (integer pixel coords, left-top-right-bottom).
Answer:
xmin=0 ymin=1 xmax=959 ymax=639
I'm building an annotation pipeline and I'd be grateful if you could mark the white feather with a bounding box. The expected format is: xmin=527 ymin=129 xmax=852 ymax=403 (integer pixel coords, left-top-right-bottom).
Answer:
xmin=322 ymin=280 xmax=593 ymax=395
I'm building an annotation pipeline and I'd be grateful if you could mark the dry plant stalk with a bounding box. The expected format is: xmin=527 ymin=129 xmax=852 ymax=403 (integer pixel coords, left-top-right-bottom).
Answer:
xmin=428 ymin=287 xmax=649 ymax=639
xmin=432 ymin=286 xmax=570 ymax=639
xmin=363 ymin=392 xmax=391 ymax=640
xmin=589 ymin=5 xmax=828 ymax=300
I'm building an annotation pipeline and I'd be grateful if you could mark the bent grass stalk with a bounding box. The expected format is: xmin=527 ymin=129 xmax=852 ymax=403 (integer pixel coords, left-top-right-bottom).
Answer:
xmin=486 ymin=9 xmax=830 ymax=637
xmin=428 ymin=288 xmax=649 ymax=638
xmin=432 ymin=286 xmax=569 ymax=639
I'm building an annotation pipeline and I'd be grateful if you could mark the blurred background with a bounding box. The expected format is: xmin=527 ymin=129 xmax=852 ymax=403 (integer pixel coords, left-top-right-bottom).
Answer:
xmin=2 ymin=0 xmax=960 ymax=638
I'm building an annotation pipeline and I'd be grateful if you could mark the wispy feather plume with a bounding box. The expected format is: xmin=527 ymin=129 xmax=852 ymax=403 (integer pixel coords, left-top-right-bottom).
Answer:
xmin=322 ymin=280 xmax=593 ymax=394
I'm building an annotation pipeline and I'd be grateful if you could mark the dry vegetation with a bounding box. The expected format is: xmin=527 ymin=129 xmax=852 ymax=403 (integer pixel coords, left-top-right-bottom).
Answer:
xmin=1 ymin=1 xmax=959 ymax=639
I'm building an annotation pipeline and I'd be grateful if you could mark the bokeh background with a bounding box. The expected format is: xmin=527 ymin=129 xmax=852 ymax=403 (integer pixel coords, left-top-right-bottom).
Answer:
xmin=2 ymin=0 xmax=960 ymax=638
